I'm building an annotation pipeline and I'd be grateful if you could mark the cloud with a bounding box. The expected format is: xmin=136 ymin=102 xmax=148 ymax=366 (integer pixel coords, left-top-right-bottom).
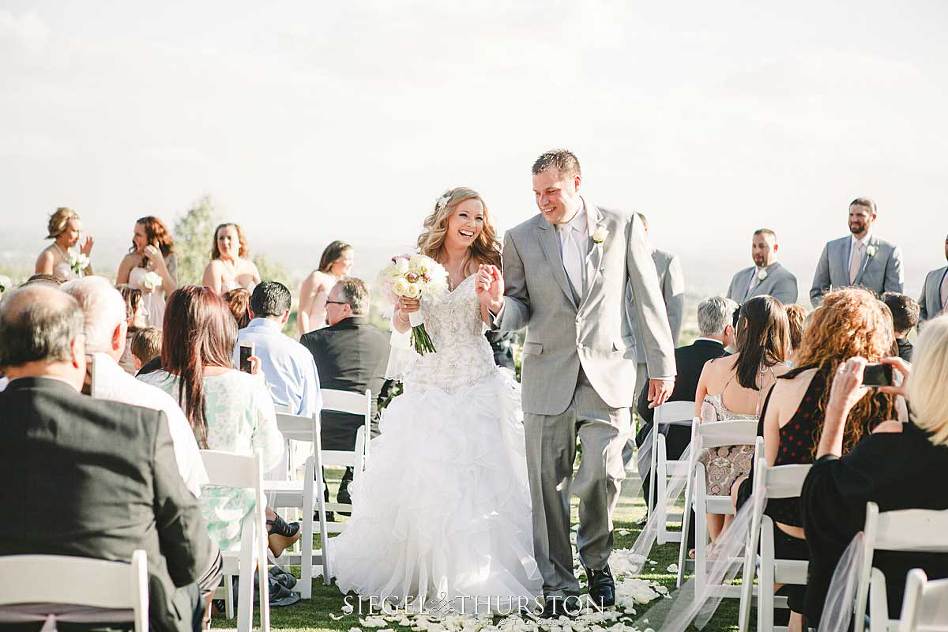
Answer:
xmin=0 ymin=10 xmax=49 ymax=55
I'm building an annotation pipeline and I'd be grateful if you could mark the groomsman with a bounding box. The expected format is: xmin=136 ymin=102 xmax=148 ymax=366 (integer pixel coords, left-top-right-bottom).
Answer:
xmin=630 ymin=212 xmax=685 ymax=403
xmin=919 ymin=233 xmax=948 ymax=323
xmin=726 ymin=228 xmax=798 ymax=305
xmin=810 ymin=197 xmax=904 ymax=306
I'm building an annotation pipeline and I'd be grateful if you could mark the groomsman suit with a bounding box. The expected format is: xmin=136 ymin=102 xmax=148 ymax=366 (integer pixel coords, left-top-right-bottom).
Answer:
xmin=630 ymin=248 xmax=685 ymax=399
xmin=810 ymin=233 xmax=904 ymax=306
xmin=727 ymin=261 xmax=798 ymax=305
xmin=919 ymin=265 xmax=948 ymax=323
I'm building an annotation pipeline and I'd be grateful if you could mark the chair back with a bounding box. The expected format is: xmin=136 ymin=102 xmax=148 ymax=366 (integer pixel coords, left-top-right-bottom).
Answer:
xmin=898 ymin=569 xmax=948 ymax=632
xmin=654 ymin=400 xmax=696 ymax=426
xmin=696 ymin=419 xmax=759 ymax=451
xmin=320 ymin=389 xmax=372 ymax=467
xmin=0 ymin=551 xmax=148 ymax=632
xmin=200 ymin=450 xmax=269 ymax=632
xmin=855 ymin=503 xmax=948 ymax=632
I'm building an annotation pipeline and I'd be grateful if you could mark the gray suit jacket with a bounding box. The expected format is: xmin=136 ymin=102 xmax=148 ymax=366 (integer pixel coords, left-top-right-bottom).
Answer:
xmin=498 ymin=200 xmax=676 ymax=416
xmin=631 ymin=248 xmax=684 ymax=364
xmin=919 ymin=265 xmax=948 ymax=322
xmin=810 ymin=234 xmax=904 ymax=306
xmin=727 ymin=261 xmax=798 ymax=305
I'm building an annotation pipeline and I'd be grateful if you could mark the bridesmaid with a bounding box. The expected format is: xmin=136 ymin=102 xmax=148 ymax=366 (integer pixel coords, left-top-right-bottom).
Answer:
xmin=35 ymin=207 xmax=94 ymax=281
xmin=297 ymin=240 xmax=353 ymax=335
xmin=202 ymin=223 xmax=261 ymax=294
xmin=115 ymin=216 xmax=177 ymax=328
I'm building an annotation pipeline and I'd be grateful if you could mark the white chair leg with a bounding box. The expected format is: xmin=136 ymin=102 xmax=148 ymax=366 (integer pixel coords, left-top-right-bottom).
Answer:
xmin=301 ymin=458 xmax=315 ymax=599
xmin=237 ymin=521 xmax=254 ymax=632
xmin=759 ymin=517 xmax=775 ymax=632
xmin=676 ymin=467 xmax=694 ymax=588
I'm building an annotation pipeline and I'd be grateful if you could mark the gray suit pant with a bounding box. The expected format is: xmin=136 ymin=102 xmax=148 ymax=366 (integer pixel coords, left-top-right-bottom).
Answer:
xmin=524 ymin=373 xmax=632 ymax=597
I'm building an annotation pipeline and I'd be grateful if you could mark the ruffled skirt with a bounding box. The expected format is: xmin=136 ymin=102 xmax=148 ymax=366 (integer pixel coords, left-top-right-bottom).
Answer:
xmin=329 ymin=369 xmax=542 ymax=612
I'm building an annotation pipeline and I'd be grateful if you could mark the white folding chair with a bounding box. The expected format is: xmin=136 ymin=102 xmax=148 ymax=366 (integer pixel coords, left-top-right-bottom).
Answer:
xmin=647 ymin=401 xmax=695 ymax=545
xmin=0 ymin=550 xmax=148 ymax=631
xmin=894 ymin=569 xmax=948 ymax=632
xmin=676 ymin=418 xmax=759 ymax=593
xmin=320 ymin=388 xmax=372 ymax=532
xmin=855 ymin=503 xmax=948 ymax=632
xmin=263 ymin=412 xmax=331 ymax=600
xmin=737 ymin=450 xmax=810 ymax=632
xmin=200 ymin=450 xmax=270 ymax=632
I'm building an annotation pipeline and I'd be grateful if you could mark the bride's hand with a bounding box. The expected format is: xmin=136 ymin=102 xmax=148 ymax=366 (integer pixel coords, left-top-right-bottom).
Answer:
xmin=476 ymin=265 xmax=504 ymax=312
xmin=397 ymin=297 xmax=420 ymax=314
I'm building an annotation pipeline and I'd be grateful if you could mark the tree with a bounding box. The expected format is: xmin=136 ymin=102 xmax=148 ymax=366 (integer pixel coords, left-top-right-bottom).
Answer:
xmin=173 ymin=196 xmax=219 ymax=285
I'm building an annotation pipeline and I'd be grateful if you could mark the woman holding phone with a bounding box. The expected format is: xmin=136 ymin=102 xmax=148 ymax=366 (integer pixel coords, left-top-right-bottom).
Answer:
xmin=116 ymin=216 xmax=177 ymax=328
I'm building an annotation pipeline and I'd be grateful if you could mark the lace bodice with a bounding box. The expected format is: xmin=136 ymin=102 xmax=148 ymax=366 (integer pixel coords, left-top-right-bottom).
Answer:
xmin=404 ymin=275 xmax=497 ymax=393
xmin=700 ymin=394 xmax=759 ymax=422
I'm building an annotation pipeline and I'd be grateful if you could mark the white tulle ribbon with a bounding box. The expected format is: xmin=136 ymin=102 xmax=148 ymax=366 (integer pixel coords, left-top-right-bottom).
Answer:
xmin=384 ymin=326 xmax=417 ymax=380
xmin=818 ymin=532 xmax=865 ymax=632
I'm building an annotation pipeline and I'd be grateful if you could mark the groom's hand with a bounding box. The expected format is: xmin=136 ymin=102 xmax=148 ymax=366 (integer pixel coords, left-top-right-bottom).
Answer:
xmin=647 ymin=378 xmax=674 ymax=408
xmin=476 ymin=264 xmax=505 ymax=313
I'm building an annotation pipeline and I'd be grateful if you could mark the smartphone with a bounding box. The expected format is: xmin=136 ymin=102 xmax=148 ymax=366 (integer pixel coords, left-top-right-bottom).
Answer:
xmin=862 ymin=363 xmax=893 ymax=387
xmin=238 ymin=343 xmax=254 ymax=373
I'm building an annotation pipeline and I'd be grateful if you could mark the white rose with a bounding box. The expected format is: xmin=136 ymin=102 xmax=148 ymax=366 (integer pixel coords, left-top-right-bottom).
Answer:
xmin=142 ymin=271 xmax=163 ymax=291
xmin=757 ymin=269 xmax=768 ymax=281
xmin=402 ymin=282 xmax=422 ymax=299
xmin=393 ymin=257 xmax=410 ymax=275
xmin=408 ymin=254 xmax=429 ymax=274
xmin=866 ymin=245 xmax=877 ymax=257
xmin=392 ymin=277 xmax=411 ymax=297
xmin=591 ymin=225 xmax=609 ymax=244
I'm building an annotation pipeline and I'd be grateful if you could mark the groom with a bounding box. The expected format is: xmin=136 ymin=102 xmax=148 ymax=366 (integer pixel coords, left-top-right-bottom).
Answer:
xmin=480 ymin=149 xmax=676 ymax=615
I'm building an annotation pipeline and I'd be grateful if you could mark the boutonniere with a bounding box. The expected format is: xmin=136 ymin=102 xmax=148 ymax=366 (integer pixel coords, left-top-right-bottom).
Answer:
xmin=757 ymin=269 xmax=768 ymax=281
xmin=866 ymin=245 xmax=877 ymax=257
xmin=591 ymin=225 xmax=609 ymax=244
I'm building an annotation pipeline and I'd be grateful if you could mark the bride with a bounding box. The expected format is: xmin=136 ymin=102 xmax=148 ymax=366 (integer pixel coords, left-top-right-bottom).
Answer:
xmin=330 ymin=187 xmax=542 ymax=613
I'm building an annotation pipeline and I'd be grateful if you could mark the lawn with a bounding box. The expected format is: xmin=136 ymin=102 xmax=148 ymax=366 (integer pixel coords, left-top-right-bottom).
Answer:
xmin=211 ymin=470 xmax=743 ymax=632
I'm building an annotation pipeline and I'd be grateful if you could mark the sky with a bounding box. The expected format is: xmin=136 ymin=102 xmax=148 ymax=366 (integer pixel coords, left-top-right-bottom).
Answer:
xmin=2 ymin=0 xmax=947 ymax=295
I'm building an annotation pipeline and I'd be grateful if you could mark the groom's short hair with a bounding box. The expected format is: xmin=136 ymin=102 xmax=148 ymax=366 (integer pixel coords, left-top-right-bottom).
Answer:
xmin=532 ymin=149 xmax=581 ymax=177
xmin=753 ymin=228 xmax=777 ymax=242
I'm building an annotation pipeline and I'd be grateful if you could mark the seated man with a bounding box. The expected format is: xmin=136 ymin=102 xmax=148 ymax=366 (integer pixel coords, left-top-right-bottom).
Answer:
xmin=0 ymin=285 xmax=216 ymax=632
xmin=882 ymin=291 xmax=920 ymax=362
xmin=301 ymin=278 xmax=389 ymax=504
xmin=633 ymin=296 xmax=737 ymax=499
xmin=62 ymin=276 xmax=208 ymax=498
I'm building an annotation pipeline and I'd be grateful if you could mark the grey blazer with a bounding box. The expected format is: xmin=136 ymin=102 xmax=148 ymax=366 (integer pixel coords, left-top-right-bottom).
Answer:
xmin=498 ymin=200 xmax=677 ymax=416
xmin=631 ymin=248 xmax=684 ymax=364
xmin=919 ymin=265 xmax=948 ymax=322
xmin=810 ymin=235 xmax=904 ymax=306
xmin=727 ymin=261 xmax=798 ymax=305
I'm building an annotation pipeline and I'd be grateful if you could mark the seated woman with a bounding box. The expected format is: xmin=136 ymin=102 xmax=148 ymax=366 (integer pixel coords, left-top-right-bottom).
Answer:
xmin=736 ymin=288 xmax=899 ymax=630
xmin=202 ymin=223 xmax=261 ymax=294
xmin=802 ymin=315 xmax=948 ymax=628
xmin=139 ymin=285 xmax=296 ymax=556
xmin=694 ymin=295 xmax=790 ymax=540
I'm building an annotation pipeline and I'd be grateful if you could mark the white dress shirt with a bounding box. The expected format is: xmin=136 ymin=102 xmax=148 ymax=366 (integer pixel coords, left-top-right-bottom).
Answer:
xmin=557 ymin=205 xmax=589 ymax=296
xmin=92 ymin=352 xmax=207 ymax=497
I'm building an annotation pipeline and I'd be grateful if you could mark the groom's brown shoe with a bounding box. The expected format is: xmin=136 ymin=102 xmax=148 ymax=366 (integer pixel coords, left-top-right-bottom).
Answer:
xmin=585 ymin=565 xmax=616 ymax=608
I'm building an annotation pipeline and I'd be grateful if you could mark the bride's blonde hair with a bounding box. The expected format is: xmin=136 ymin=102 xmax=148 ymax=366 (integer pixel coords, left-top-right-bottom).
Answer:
xmin=416 ymin=187 xmax=502 ymax=269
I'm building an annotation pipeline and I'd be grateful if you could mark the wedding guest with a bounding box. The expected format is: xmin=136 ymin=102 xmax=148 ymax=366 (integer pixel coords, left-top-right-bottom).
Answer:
xmin=301 ymin=278 xmax=389 ymax=504
xmin=222 ymin=287 xmax=252 ymax=328
xmin=139 ymin=286 xmax=296 ymax=557
xmin=63 ymin=277 xmax=208 ymax=498
xmin=116 ymin=216 xmax=178 ymax=328
xmin=735 ymin=288 xmax=899 ymax=628
xmin=694 ymin=295 xmax=791 ymax=540
xmin=918 ymin=233 xmax=948 ymax=323
xmin=785 ymin=303 xmax=807 ymax=366
xmin=118 ymin=284 xmax=148 ymax=373
xmin=630 ymin=212 xmax=685 ymax=405
xmin=810 ymin=197 xmax=904 ymax=306
xmin=727 ymin=228 xmax=798 ymax=305
xmin=34 ymin=207 xmax=94 ymax=281
xmin=633 ymin=296 xmax=737 ymax=499
xmin=297 ymin=240 xmax=354 ymax=335
xmin=202 ymin=223 xmax=261 ymax=294
xmin=233 ymin=281 xmax=321 ymax=420
xmin=131 ymin=327 xmax=162 ymax=372
xmin=882 ymin=292 xmax=920 ymax=362
xmin=802 ymin=316 xmax=948 ymax=627
xmin=0 ymin=284 xmax=215 ymax=632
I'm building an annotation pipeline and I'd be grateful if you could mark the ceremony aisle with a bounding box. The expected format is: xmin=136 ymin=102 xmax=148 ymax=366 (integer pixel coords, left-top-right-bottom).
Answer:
xmin=211 ymin=472 xmax=740 ymax=632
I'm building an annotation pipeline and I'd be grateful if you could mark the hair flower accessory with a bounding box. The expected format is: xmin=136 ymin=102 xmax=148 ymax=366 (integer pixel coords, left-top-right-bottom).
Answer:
xmin=591 ymin=225 xmax=609 ymax=244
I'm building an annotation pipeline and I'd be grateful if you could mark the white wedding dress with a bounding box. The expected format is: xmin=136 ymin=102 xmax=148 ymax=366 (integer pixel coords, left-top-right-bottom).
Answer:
xmin=329 ymin=275 xmax=542 ymax=612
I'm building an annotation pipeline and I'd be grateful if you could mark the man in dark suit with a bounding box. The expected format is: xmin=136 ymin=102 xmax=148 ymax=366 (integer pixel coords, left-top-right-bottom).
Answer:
xmin=0 ymin=285 xmax=216 ymax=632
xmin=301 ymin=277 xmax=389 ymax=504
xmin=633 ymin=296 xmax=737 ymax=501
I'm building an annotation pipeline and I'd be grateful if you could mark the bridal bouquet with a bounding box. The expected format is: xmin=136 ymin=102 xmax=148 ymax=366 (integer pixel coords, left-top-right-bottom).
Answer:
xmin=380 ymin=254 xmax=448 ymax=354
xmin=141 ymin=270 xmax=163 ymax=292
xmin=68 ymin=251 xmax=90 ymax=276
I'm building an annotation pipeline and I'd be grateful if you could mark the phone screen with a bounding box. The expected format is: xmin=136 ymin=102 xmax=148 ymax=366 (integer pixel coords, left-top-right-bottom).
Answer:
xmin=862 ymin=363 xmax=893 ymax=387
xmin=239 ymin=344 xmax=254 ymax=373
